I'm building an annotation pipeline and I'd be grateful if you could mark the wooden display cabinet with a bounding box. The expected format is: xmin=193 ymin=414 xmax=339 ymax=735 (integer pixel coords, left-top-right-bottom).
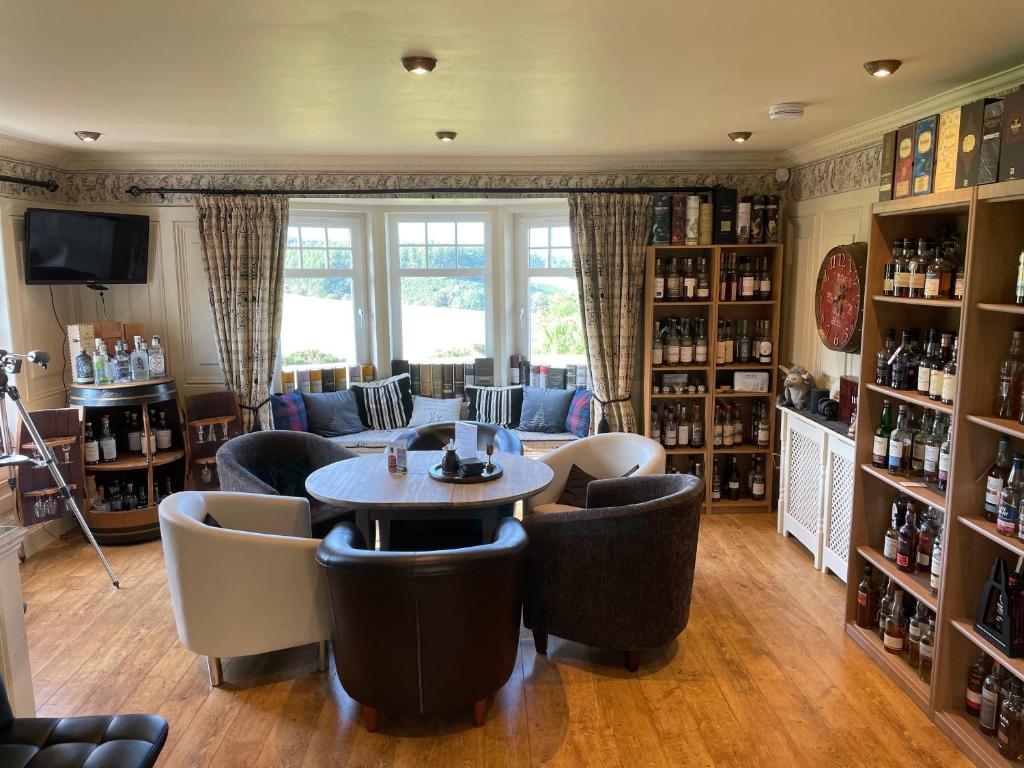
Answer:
xmin=641 ymin=243 xmax=783 ymax=512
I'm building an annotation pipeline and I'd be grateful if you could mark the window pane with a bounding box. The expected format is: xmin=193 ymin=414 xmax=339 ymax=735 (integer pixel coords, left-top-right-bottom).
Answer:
xmin=528 ymin=227 xmax=548 ymax=248
xmin=399 ymin=276 xmax=486 ymax=362
xmin=327 ymin=227 xmax=352 ymax=248
xmin=457 ymin=221 xmax=485 ymax=245
xmin=300 ymin=226 xmax=326 ymax=247
xmin=399 ymin=245 xmax=426 ymax=268
xmin=302 ymin=249 xmax=327 ymax=269
xmin=529 ymin=248 xmax=548 ymax=268
xmin=551 ymin=226 xmax=571 ymax=248
xmin=528 ymin=276 xmax=586 ymax=366
xmin=287 ymin=227 xmax=300 ymax=247
xmin=550 ymin=247 xmax=574 ymax=269
xmin=398 ymin=222 xmax=425 ymax=245
xmin=457 ymin=245 xmax=485 ymax=268
xmin=282 ymin=276 xmax=356 ymax=368
xmin=428 ymin=245 xmax=457 ymax=269
xmin=328 ymin=249 xmax=352 ymax=269
xmin=285 ymin=248 xmax=301 ymax=268
xmin=427 ymin=221 xmax=456 ymax=245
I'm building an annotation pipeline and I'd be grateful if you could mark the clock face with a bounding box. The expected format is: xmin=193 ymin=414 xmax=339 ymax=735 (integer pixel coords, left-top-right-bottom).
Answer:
xmin=816 ymin=243 xmax=867 ymax=353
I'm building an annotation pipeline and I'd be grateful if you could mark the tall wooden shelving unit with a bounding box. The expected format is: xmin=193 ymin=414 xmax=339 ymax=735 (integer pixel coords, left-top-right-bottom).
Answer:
xmin=845 ymin=179 xmax=1024 ymax=768
xmin=642 ymin=243 xmax=783 ymax=512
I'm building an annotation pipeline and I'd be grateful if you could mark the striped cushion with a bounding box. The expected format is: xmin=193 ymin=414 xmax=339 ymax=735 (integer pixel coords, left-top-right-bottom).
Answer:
xmin=466 ymin=385 xmax=524 ymax=427
xmin=351 ymin=374 xmax=414 ymax=430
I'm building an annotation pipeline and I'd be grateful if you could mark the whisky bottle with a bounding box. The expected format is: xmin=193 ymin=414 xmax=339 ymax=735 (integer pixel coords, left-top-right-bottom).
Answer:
xmin=877 ymin=578 xmax=895 ymax=639
xmin=981 ymin=663 xmax=1003 ymax=736
xmin=888 ymin=332 xmax=911 ymax=390
xmin=883 ymin=500 xmax=900 ymax=561
xmin=997 ymin=330 xmax=1024 ymax=419
xmin=893 ymin=239 xmax=910 ymax=298
xmin=155 ymin=411 xmax=173 ymax=451
xmin=882 ymin=589 xmax=906 ymax=654
xmin=999 ymin=681 xmax=1024 ymax=759
xmin=724 ymin=321 xmax=735 ymax=364
xmin=924 ymin=240 xmax=954 ymax=299
xmin=910 ymin=409 xmax=934 ymax=477
xmin=711 ymin=458 xmax=722 ymax=501
xmin=715 ymin=321 xmax=726 ymax=365
xmin=654 ymin=257 xmax=665 ymax=300
xmin=896 ymin=505 xmax=918 ymax=573
xmin=652 ymin=321 xmax=664 ymax=366
xmin=736 ymin=320 xmax=751 ymax=363
xmin=127 ymin=412 xmax=142 ymax=452
xmin=757 ymin=256 xmax=772 ymax=299
xmin=887 ymin=404 xmax=913 ymax=477
xmin=663 ymin=407 xmax=678 ymax=448
xmin=650 ymin=408 xmax=660 ymax=443
xmin=751 ymin=457 xmax=766 ymax=501
xmin=875 ymin=329 xmax=896 ymax=385
xmin=918 ymin=619 xmax=934 ymax=683
xmin=907 ymin=601 xmax=928 ymax=669
xmin=680 ymin=320 xmax=694 ymax=365
xmin=922 ymin=414 xmax=944 ymax=483
xmin=856 ymin=565 xmax=878 ymax=629
xmin=941 ymin=336 xmax=958 ymax=405
xmin=757 ymin=320 xmax=773 ymax=364
xmin=148 ymin=335 xmax=166 ymax=377
xmin=676 ymin=405 xmax=690 ymax=447
xmin=697 ymin=258 xmax=710 ymax=300
xmin=986 ymin=438 xmax=1012 ymax=522
xmin=916 ymin=330 xmax=937 ymax=396
xmin=665 ymin=320 xmax=681 ymax=365
xmin=83 ymin=422 xmax=99 ymax=465
xmin=712 ymin=405 xmax=724 ymax=448
xmin=1017 ymin=251 xmax=1024 ymax=305
xmin=916 ymin=507 xmax=935 ymax=572
xmin=929 ymin=332 xmax=952 ymax=402
xmin=930 ymin=523 xmax=942 ymax=596
xmin=966 ymin=652 xmax=988 ymax=717
xmin=695 ymin=319 xmax=708 ymax=363
xmin=872 ymin=400 xmax=893 ymax=468
xmin=727 ymin=457 xmax=741 ymax=500
xmin=666 ymin=257 xmax=680 ymax=300
xmin=113 ymin=342 xmax=132 ymax=384
xmin=683 ymin=257 xmax=697 ymax=301
xmin=883 ymin=251 xmax=896 ymax=296
xmin=906 ymin=238 xmax=928 ymax=298
xmin=937 ymin=420 xmax=953 ymax=491
xmin=690 ymin=405 xmax=703 ymax=448
xmin=99 ymin=415 xmax=117 ymax=463
xmin=997 ymin=455 xmax=1024 ymax=537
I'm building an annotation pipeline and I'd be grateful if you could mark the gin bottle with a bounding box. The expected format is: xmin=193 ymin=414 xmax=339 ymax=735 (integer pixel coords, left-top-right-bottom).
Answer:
xmin=113 ymin=342 xmax=132 ymax=384
xmin=148 ymin=335 xmax=166 ymax=377
xmin=73 ymin=346 xmax=94 ymax=384
xmin=92 ymin=339 xmax=108 ymax=385
xmin=130 ymin=336 xmax=150 ymax=381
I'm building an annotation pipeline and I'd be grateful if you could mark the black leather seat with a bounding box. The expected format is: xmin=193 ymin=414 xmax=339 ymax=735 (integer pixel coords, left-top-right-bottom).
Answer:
xmin=394 ymin=420 xmax=523 ymax=455
xmin=0 ymin=674 xmax=168 ymax=768
xmin=316 ymin=518 xmax=528 ymax=732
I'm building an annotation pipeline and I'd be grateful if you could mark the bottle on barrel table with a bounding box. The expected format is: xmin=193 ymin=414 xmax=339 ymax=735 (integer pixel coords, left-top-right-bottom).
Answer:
xmin=882 ymin=589 xmax=907 ymax=654
xmin=985 ymin=438 xmax=1012 ymax=522
xmin=896 ymin=505 xmax=918 ymax=573
xmin=855 ymin=564 xmax=878 ymax=629
xmin=966 ymin=652 xmax=990 ymax=717
xmin=887 ymin=404 xmax=914 ymax=476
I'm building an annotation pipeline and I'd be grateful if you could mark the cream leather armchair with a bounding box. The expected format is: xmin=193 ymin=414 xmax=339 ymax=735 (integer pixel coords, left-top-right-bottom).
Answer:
xmin=529 ymin=433 xmax=667 ymax=513
xmin=158 ymin=491 xmax=331 ymax=687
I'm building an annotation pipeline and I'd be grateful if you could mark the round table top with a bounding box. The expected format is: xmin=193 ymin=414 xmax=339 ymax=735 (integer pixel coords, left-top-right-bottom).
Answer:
xmin=305 ymin=450 xmax=554 ymax=509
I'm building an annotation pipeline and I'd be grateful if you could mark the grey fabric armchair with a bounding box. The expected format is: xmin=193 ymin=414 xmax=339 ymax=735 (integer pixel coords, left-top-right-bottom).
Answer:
xmin=216 ymin=431 xmax=358 ymax=537
xmin=522 ymin=474 xmax=703 ymax=671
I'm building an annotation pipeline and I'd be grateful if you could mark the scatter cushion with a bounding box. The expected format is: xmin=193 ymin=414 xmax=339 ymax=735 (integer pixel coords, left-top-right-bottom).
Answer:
xmin=270 ymin=390 xmax=308 ymax=432
xmin=301 ymin=390 xmax=366 ymax=436
xmin=466 ymin=385 xmax=524 ymax=427
xmin=407 ymin=395 xmax=464 ymax=427
xmin=248 ymin=456 xmax=312 ymax=499
xmin=351 ymin=373 xmax=414 ymax=430
xmin=519 ymin=386 xmax=575 ymax=433
xmin=564 ymin=389 xmax=593 ymax=438
xmin=557 ymin=464 xmax=597 ymax=508
xmin=203 ymin=513 xmax=223 ymax=528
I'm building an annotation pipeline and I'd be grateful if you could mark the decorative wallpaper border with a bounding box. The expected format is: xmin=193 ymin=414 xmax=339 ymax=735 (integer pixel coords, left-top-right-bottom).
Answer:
xmin=788 ymin=142 xmax=881 ymax=202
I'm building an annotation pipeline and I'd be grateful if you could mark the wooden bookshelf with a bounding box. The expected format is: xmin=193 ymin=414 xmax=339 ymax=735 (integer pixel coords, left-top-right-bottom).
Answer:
xmin=845 ymin=183 xmax=1024 ymax=766
xmin=641 ymin=243 xmax=782 ymax=512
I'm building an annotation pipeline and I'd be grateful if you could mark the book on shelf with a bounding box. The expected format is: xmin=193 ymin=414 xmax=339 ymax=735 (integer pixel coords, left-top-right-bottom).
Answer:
xmin=911 ymin=114 xmax=938 ymax=196
xmin=566 ymin=366 xmax=577 ymax=390
xmin=391 ymin=359 xmax=410 ymax=377
xmin=978 ymin=99 xmax=1005 ymax=185
xmin=933 ymin=107 xmax=961 ymax=193
xmin=893 ymin=122 xmax=915 ymax=199
xmin=297 ymin=369 xmax=311 ymax=393
xmin=421 ymin=364 xmax=433 ymax=397
xmin=712 ymin=186 xmax=737 ymax=245
xmin=430 ymin=363 xmax=443 ymax=398
xmin=519 ymin=359 xmax=531 ymax=387
xmin=956 ymin=98 xmax=998 ymax=188
xmin=670 ymin=195 xmax=687 ymax=245
xmin=999 ymin=88 xmax=1024 ymax=182
xmin=360 ymin=363 xmax=376 ymax=383
xmin=474 ymin=357 xmax=495 ymax=387
xmin=649 ymin=193 xmax=672 ymax=244
xmin=545 ymin=367 xmax=567 ymax=389
xmin=464 ymin=363 xmax=475 ymax=388
xmin=334 ymin=366 xmax=348 ymax=390
xmin=410 ymin=364 xmax=421 ymax=395
xmin=454 ymin=364 xmax=465 ymax=397
xmin=878 ymin=129 xmax=897 ymax=201
xmin=322 ymin=368 xmax=336 ymax=392
xmin=509 ymin=354 xmax=524 ymax=385
xmin=309 ymin=368 xmax=323 ymax=393
xmin=281 ymin=370 xmax=296 ymax=393
xmin=442 ymin=363 xmax=455 ymax=398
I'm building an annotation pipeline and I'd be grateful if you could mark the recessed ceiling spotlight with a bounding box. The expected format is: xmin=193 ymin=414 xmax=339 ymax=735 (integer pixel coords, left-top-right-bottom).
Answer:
xmin=74 ymin=131 xmax=102 ymax=142
xmin=728 ymin=131 xmax=752 ymax=143
xmin=863 ymin=59 xmax=902 ymax=78
xmin=768 ymin=102 xmax=805 ymax=121
xmin=436 ymin=131 xmax=457 ymax=142
xmin=402 ymin=55 xmax=437 ymax=74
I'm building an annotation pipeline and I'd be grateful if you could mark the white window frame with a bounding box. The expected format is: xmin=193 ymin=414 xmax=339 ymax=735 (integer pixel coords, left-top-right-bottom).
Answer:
xmin=514 ymin=213 xmax=580 ymax=362
xmin=385 ymin=212 xmax=495 ymax=361
xmin=281 ymin=210 xmax=371 ymax=370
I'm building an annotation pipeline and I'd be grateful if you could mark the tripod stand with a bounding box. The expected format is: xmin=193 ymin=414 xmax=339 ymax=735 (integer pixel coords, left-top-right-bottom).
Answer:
xmin=0 ymin=349 xmax=119 ymax=588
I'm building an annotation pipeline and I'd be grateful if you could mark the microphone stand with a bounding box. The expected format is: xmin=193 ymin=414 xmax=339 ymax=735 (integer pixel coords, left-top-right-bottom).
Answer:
xmin=0 ymin=350 xmax=119 ymax=588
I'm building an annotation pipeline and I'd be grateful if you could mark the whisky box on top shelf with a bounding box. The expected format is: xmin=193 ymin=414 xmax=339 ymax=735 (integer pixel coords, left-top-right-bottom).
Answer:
xmin=912 ymin=114 xmax=939 ymax=196
xmin=978 ymin=99 xmax=1005 ymax=185
xmin=892 ymin=123 xmax=916 ymax=199
xmin=999 ymin=88 xmax=1024 ymax=182
xmin=712 ymin=187 xmax=737 ymax=245
xmin=649 ymin=194 xmax=672 ymax=244
xmin=956 ymin=98 xmax=998 ymax=187
xmin=670 ymin=195 xmax=687 ymax=245
xmin=933 ymin=107 xmax=961 ymax=193
xmin=877 ymin=130 xmax=897 ymax=201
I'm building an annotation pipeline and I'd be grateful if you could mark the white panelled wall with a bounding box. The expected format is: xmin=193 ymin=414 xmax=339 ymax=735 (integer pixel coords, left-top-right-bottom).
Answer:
xmin=782 ymin=185 xmax=877 ymax=391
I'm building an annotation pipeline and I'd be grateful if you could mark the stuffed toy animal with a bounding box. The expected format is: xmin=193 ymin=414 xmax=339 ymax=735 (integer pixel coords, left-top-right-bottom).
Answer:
xmin=777 ymin=365 xmax=816 ymax=410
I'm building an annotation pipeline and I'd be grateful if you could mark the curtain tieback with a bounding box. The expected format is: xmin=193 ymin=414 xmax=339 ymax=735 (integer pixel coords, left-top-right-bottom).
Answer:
xmin=239 ymin=396 xmax=272 ymax=433
xmin=592 ymin=394 xmax=632 ymax=434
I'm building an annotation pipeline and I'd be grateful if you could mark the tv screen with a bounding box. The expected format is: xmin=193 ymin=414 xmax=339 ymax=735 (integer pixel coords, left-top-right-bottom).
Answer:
xmin=23 ymin=209 xmax=150 ymax=285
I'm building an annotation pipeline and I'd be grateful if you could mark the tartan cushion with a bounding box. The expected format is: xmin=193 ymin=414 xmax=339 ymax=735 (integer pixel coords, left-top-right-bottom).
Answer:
xmin=350 ymin=373 xmax=413 ymax=430
xmin=466 ymin=385 xmax=523 ymax=427
xmin=564 ymin=389 xmax=593 ymax=438
xmin=270 ymin=389 xmax=308 ymax=432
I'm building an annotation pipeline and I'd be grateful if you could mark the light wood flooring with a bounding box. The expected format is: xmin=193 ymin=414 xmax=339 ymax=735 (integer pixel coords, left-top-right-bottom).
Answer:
xmin=20 ymin=514 xmax=971 ymax=767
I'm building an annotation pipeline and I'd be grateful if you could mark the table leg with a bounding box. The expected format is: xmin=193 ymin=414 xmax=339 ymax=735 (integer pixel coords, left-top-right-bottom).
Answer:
xmin=356 ymin=510 xmax=372 ymax=549
xmin=481 ymin=510 xmax=497 ymax=544
xmin=379 ymin=519 xmax=391 ymax=551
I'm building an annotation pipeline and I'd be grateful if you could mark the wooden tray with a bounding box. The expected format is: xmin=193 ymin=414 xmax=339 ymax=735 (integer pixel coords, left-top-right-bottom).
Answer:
xmin=428 ymin=462 xmax=503 ymax=484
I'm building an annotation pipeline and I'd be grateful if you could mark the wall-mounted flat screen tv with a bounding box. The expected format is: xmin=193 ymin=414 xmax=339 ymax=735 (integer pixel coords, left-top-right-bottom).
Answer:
xmin=23 ymin=208 xmax=150 ymax=285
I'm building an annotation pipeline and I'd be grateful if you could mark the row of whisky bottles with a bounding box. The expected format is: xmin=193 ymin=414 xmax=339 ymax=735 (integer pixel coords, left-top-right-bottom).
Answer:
xmin=73 ymin=335 xmax=166 ymax=385
xmin=856 ymin=567 xmax=936 ymax=684
xmin=89 ymin=476 xmax=177 ymax=513
xmin=965 ymin=653 xmax=1024 ymax=760
xmin=653 ymin=254 xmax=773 ymax=303
xmin=653 ymin=318 xmax=772 ymax=367
xmin=881 ymin=235 xmax=964 ymax=301
xmin=649 ymin=400 xmax=771 ymax=450
xmin=872 ymin=402 xmax=952 ymax=485
xmin=874 ymin=327 xmax=958 ymax=404
xmin=981 ymin=438 xmax=1024 ymax=542
xmin=879 ymin=494 xmax=944 ymax=585
xmin=83 ymin=409 xmax=175 ymax=464
xmin=710 ymin=455 xmax=767 ymax=502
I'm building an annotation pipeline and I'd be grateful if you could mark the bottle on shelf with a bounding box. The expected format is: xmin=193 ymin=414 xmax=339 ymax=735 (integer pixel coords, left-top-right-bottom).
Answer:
xmin=998 ymin=680 xmax=1024 ymax=759
xmin=875 ymin=329 xmax=896 ymax=386
xmin=155 ymin=410 xmax=173 ymax=451
xmin=683 ymin=257 xmax=697 ymax=300
xmin=883 ymin=497 xmax=902 ymax=562
xmin=980 ymin=663 xmax=1003 ymax=736
xmin=907 ymin=601 xmax=929 ymax=669
xmin=666 ymin=257 xmax=680 ymax=301
xmin=882 ymin=589 xmax=906 ymax=654
xmin=723 ymin=321 xmax=734 ymax=364
xmin=937 ymin=419 xmax=953 ymax=492
xmin=695 ymin=319 xmax=708 ymax=364
xmin=966 ymin=652 xmax=989 ymax=717
xmin=750 ymin=457 xmax=766 ymax=501
xmin=712 ymin=405 xmax=724 ymax=448
xmin=83 ymin=422 xmax=99 ymax=465
xmin=127 ymin=412 xmax=142 ymax=453
xmin=896 ymin=504 xmax=918 ymax=573
xmin=710 ymin=457 xmax=722 ymax=502
xmin=997 ymin=329 xmax=1024 ymax=419
xmin=929 ymin=520 xmax=942 ymax=597
xmin=910 ymin=409 xmax=934 ymax=477
xmin=888 ymin=332 xmax=911 ymax=390
xmin=665 ymin=320 xmax=681 ymax=365
xmin=650 ymin=407 xmax=661 ymax=442
xmin=877 ymin=578 xmax=895 ymax=639
xmin=906 ymin=238 xmax=928 ymax=299
xmin=916 ymin=506 xmax=935 ymax=574
xmin=98 ymin=415 xmax=117 ymax=463
xmin=680 ymin=321 xmax=694 ymax=365
xmin=924 ymin=240 xmax=955 ymax=300
xmin=663 ymin=407 xmax=677 ymax=448
xmin=652 ymin=321 xmax=664 ymax=366
xmin=985 ymin=438 xmax=1012 ymax=523
xmin=872 ymin=400 xmax=893 ymax=468
xmin=690 ymin=405 xmax=703 ymax=448
xmin=654 ymin=257 xmax=665 ymax=301
xmin=915 ymin=330 xmax=937 ymax=397
xmin=922 ymin=414 xmax=944 ymax=484
xmin=856 ymin=564 xmax=878 ymax=629
xmin=757 ymin=256 xmax=772 ymax=299
xmin=997 ymin=454 xmax=1024 ymax=537
xmin=697 ymin=257 xmax=710 ymax=300
xmin=941 ymin=336 xmax=958 ymax=406
xmin=883 ymin=249 xmax=896 ymax=296
xmin=757 ymin=320 xmax=773 ymax=364
xmin=1017 ymin=250 xmax=1024 ymax=306
xmin=918 ymin=618 xmax=934 ymax=683
xmin=726 ymin=456 xmax=741 ymax=501
xmin=929 ymin=332 xmax=953 ymax=402
xmin=892 ymin=239 xmax=910 ymax=298
xmin=887 ymin=404 xmax=914 ymax=477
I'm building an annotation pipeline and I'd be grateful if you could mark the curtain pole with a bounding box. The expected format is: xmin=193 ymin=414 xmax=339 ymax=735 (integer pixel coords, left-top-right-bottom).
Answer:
xmin=126 ymin=185 xmax=714 ymax=198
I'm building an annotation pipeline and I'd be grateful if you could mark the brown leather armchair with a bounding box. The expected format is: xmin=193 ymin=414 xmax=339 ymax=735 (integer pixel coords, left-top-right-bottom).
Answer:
xmin=522 ymin=474 xmax=703 ymax=671
xmin=316 ymin=518 xmax=528 ymax=731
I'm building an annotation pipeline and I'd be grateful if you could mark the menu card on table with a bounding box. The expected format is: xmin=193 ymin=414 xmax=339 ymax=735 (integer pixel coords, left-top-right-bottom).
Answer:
xmin=454 ymin=422 xmax=478 ymax=461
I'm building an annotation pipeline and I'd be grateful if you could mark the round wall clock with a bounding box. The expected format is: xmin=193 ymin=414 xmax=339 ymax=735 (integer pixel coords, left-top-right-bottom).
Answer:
xmin=815 ymin=242 xmax=868 ymax=353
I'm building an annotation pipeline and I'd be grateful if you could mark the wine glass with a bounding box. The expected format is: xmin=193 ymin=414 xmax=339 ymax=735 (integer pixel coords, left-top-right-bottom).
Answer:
xmin=485 ymin=442 xmax=495 ymax=473
xmin=61 ymin=444 xmax=72 ymax=468
xmin=201 ymin=463 xmax=213 ymax=484
xmin=195 ymin=424 xmax=206 ymax=444
xmin=219 ymin=421 xmax=229 ymax=441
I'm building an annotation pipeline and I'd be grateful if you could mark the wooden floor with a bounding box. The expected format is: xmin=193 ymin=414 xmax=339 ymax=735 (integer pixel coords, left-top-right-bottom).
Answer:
xmin=20 ymin=513 xmax=971 ymax=767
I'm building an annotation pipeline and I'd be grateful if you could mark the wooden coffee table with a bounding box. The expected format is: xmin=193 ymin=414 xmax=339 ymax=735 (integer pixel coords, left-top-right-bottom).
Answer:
xmin=305 ymin=450 xmax=553 ymax=548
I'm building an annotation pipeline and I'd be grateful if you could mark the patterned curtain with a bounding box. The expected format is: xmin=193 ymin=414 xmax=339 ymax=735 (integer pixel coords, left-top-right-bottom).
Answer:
xmin=568 ymin=193 xmax=652 ymax=433
xmin=194 ymin=195 xmax=288 ymax=432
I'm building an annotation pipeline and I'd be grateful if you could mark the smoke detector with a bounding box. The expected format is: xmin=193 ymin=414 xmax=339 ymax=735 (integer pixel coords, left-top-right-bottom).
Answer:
xmin=769 ymin=102 xmax=805 ymax=121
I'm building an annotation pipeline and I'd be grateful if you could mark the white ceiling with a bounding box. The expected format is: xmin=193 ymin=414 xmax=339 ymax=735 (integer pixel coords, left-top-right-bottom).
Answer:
xmin=2 ymin=0 xmax=1024 ymax=161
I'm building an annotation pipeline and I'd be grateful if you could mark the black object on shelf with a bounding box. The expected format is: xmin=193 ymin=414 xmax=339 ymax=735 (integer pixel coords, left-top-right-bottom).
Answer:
xmin=974 ymin=557 xmax=1021 ymax=657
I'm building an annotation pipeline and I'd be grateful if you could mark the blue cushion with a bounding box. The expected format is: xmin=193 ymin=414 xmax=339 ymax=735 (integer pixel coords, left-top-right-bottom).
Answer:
xmin=518 ymin=386 xmax=576 ymax=433
xmin=301 ymin=390 xmax=366 ymax=437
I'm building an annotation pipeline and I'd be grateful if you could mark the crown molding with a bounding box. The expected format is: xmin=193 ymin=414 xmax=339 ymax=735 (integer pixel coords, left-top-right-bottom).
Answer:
xmin=0 ymin=133 xmax=73 ymax=170
xmin=781 ymin=62 xmax=1024 ymax=169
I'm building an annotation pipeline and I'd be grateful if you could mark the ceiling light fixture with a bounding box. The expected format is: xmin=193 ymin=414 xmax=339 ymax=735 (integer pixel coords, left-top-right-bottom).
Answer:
xmin=863 ymin=59 xmax=902 ymax=77
xmin=728 ymin=131 xmax=752 ymax=143
xmin=436 ymin=131 xmax=457 ymax=142
xmin=74 ymin=131 xmax=101 ymax=143
xmin=768 ymin=102 xmax=805 ymax=121
xmin=402 ymin=55 xmax=437 ymax=74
